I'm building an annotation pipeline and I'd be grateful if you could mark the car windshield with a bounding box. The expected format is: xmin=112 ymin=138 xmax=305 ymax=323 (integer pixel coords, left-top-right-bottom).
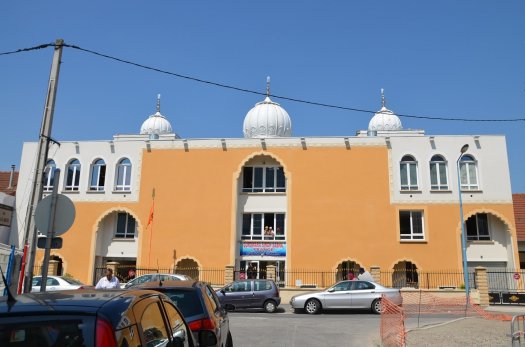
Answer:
xmin=157 ymin=288 xmax=203 ymax=318
xmin=0 ymin=315 xmax=95 ymax=346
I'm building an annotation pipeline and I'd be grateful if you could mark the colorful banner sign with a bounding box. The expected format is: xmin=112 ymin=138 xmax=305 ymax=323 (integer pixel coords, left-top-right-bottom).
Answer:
xmin=240 ymin=242 xmax=286 ymax=257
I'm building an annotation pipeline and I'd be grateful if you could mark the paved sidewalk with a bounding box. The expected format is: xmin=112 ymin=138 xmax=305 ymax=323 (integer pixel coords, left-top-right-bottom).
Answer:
xmin=404 ymin=306 xmax=525 ymax=347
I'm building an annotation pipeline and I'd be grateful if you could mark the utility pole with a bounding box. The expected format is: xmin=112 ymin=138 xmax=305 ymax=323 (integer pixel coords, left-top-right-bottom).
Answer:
xmin=22 ymin=39 xmax=64 ymax=293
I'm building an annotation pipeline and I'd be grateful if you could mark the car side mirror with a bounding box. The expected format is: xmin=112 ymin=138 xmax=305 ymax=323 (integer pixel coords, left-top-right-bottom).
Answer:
xmin=169 ymin=328 xmax=187 ymax=347
xmin=198 ymin=330 xmax=218 ymax=347
xmin=327 ymin=288 xmax=335 ymax=293
xmin=220 ymin=289 xmax=225 ymax=294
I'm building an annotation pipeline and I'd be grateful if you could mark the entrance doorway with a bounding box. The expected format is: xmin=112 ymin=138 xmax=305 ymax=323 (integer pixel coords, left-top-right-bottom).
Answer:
xmin=239 ymin=260 xmax=285 ymax=285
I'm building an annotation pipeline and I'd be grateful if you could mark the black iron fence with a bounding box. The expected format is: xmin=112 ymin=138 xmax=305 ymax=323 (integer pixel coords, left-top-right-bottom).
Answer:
xmin=379 ymin=270 xmax=476 ymax=290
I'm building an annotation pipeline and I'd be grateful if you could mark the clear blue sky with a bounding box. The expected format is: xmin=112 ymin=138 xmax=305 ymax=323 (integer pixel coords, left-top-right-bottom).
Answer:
xmin=1 ymin=1 xmax=524 ymax=192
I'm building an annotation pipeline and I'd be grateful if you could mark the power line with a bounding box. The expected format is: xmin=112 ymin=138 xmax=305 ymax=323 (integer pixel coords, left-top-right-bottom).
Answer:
xmin=0 ymin=43 xmax=54 ymax=56
xmin=2 ymin=42 xmax=525 ymax=122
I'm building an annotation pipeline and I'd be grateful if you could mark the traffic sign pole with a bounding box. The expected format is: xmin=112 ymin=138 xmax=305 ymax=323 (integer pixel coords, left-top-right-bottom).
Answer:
xmin=40 ymin=169 xmax=60 ymax=292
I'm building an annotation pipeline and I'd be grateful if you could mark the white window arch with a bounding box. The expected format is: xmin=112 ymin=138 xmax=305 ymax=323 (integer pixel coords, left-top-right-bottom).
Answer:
xmin=65 ymin=159 xmax=81 ymax=191
xmin=43 ymin=159 xmax=56 ymax=192
xmin=429 ymin=155 xmax=448 ymax=190
xmin=459 ymin=154 xmax=479 ymax=190
xmin=400 ymin=155 xmax=418 ymax=190
xmin=89 ymin=158 xmax=106 ymax=191
xmin=115 ymin=158 xmax=132 ymax=191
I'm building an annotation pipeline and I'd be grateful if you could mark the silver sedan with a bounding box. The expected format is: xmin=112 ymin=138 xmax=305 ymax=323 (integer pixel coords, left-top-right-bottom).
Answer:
xmin=290 ymin=280 xmax=402 ymax=314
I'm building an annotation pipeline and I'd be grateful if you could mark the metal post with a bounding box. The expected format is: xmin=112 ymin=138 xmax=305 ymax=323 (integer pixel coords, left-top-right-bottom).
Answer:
xmin=40 ymin=169 xmax=60 ymax=292
xmin=22 ymin=39 xmax=64 ymax=293
xmin=457 ymin=144 xmax=470 ymax=304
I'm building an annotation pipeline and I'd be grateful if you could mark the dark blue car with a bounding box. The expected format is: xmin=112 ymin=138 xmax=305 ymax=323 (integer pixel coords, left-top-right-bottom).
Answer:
xmin=0 ymin=289 xmax=218 ymax=347
xmin=216 ymin=279 xmax=281 ymax=313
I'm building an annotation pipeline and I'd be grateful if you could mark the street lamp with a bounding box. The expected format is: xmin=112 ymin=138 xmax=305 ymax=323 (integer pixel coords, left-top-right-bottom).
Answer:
xmin=457 ymin=144 xmax=470 ymax=304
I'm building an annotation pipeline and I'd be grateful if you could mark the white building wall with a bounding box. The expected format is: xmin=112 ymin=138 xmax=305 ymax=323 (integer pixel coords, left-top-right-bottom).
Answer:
xmin=388 ymin=135 xmax=512 ymax=204
xmin=13 ymin=138 xmax=146 ymax=248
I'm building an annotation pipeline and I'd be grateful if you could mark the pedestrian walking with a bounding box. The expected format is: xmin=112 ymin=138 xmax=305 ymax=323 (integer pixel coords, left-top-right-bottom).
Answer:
xmin=95 ymin=268 xmax=120 ymax=289
xmin=357 ymin=267 xmax=374 ymax=282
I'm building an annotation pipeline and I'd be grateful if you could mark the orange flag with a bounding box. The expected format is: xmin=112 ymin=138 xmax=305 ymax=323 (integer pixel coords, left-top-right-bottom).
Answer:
xmin=147 ymin=188 xmax=155 ymax=227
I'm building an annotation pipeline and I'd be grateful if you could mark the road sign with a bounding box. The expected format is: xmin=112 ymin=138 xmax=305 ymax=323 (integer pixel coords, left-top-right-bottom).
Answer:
xmin=37 ymin=237 xmax=63 ymax=249
xmin=514 ymin=272 xmax=521 ymax=280
xmin=34 ymin=194 xmax=75 ymax=236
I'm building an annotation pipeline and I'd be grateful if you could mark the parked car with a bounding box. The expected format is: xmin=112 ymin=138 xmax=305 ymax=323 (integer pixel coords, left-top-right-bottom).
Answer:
xmin=136 ymin=280 xmax=233 ymax=347
xmin=31 ymin=275 xmax=89 ymax=292
xmin=0 ymin=288 xmax=219 ymax=347
xmin=216 ymin=279 xmax=281 ymax=313
xmin=122 ymin=273 xmax=193 ymax=289
xmin=290 ymin=280 xmax=403 ymax=314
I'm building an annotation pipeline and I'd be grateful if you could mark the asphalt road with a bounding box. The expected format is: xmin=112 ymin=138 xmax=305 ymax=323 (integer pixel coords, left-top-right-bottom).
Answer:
xmin=226 ymin=304 xmax=490 ymax=347
xmin=227 ymin=304 xmax=382 ymax=347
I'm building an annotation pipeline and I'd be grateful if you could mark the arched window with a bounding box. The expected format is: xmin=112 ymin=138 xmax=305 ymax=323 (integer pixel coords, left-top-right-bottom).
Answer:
xmin=429 ymin=155 xmax=448 ymax=190
xmin=400 ymin=155 xmax=418 ymax=190
xmin=459 ymin=155 xmax=479 ymax=190
xmin=65 ymin=159 xmax=81 ymax=191
xmin=43 ymin=159 xmax=56 ymax=192
xmin=242 ymin=166 xmax=286 ymax=193
xmin=115 ymin=158 xmax=132 ymax=191
xmin=115 ymin=212 xmax=136 ymax=238
xmin=89 ymin=159 xmax=106 ymax=191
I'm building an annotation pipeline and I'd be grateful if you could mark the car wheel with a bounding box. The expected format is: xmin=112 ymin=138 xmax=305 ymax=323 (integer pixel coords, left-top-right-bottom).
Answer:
xmin=226 ymin=331 xmax=233 ymax=347
xmin=372 ymin=299 xmax=382 ymax=314
xmin=263 ymin=300 xmax=277 ymax=313
xmin=304 ymin=299 xmax=321 ymax=314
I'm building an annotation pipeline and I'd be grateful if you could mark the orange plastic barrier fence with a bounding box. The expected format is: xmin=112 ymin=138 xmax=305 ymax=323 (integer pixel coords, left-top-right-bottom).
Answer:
xmin=381 ymin=292 xmax=513 ymax=347
xmin=381 ymin=296 xmax=406 ymax=347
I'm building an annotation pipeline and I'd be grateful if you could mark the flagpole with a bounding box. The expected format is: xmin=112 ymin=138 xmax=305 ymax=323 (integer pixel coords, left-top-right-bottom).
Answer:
xmin=147 ymin=188 xmax=155 ymax=269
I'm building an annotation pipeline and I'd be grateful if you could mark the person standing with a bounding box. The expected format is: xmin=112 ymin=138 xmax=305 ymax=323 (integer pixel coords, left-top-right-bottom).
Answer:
xmin=357 ymin=267 xmax=374 ymax=282
xmin=96 ymin=268 xmax=120 ymax=289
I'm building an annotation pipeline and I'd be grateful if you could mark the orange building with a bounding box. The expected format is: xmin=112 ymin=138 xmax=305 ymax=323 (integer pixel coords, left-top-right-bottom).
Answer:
xmin=14 ymin=92 xmax=518 ymax=288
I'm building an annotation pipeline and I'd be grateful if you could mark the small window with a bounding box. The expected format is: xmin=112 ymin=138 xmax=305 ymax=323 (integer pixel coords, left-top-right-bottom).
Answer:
xmin=163 ymin=289 xmax=203 ymax=317
xmin=254 ymin=280 xmax=272 ymax=291
xmin=65 ymin=159 xmax=81 ymax=191
xmin=115 ymin=213 xmax=136 ymax=238
xmin=89 ymin=159 xmax=106 ymax=191
xmin=204 ymin=286 xmax=219 ymax=312
xmin=331 ymin=281 xmax=351 ymax=292
xmin=242 ymin=166 xmax=286 ymax=193
xmin=162 ymin=300 xmax=188 ymax=341
xmin=460 ymin=155 xmax=479 ymax=190
xmin=140 ymin=302 xmax=169 ymax=346
xmin=115 ymin=158 xmax=132 ymax=191
xmin=228 ymin=280 xmax=251 ymax=292
xmin=400 ymin=155 xmax=418 ymax=190
xmin=429 ymin=155 xmax=448 ymax=190
xmin=43 ymin=160 xmax=56 ymax=192
xmin=399 ymin=211 xmax=425 ymax=240
xmin=241 ymin=213 xmax=286 ymax=241
xmin=354 ymin=281 xmax=375 ymax=290
xmin=466 ymin=213 xmax=490 ymax=241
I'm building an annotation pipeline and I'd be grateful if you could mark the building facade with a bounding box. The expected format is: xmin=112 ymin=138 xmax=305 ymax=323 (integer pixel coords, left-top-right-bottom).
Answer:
xmin=13 ymin=91 xmax=518 ymax=287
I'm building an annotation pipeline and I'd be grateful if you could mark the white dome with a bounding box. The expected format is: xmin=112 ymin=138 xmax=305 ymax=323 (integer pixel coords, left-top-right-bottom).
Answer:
xmin=140 ymin=94 xmax=173 ymax=136
xmin=140 ymin=111 xmax=173 ymax=135
xmin=368 ymin=106 xmax=403 ymax=131
xmin=243 ymin=96 xmax=292 ymax=138
xmin=368 ymin=89 xmax=403 ymax=131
